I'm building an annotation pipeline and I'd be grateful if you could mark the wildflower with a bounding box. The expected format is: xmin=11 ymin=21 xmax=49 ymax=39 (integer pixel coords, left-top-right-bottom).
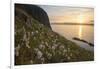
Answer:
xmin=67 ymin=56 xmax=71 ymax=60
xmin=39 ymin=44 xmax=45 ymax=49
xmin=59 ymin=45 xmax=65 ymax=50
xmin=68 ymin=48 xmax=70 ymax=52
xmin=63 ymin=49 xmax=67 ymax=53
xmin=15 ymin=44 xmax=20 ymax=56
xmin=34 ymin=48 xmax=43 ymax=59
xmin=37 ymin=50 xmax=43 ymax=59
xmin=31 ymin=31 xmax=34 ymax=35
xmin=36 ymin=30 xmax=38 ymax=33
xmin=30 ymin=60 xmax=33 ymax=64
xmin=45 ymin=42 xmax=48 ymax=46
xmin=52 ymin=46 xmax=56 ymax=50
xmin=70 ymin=53 xmax=73 ymax=56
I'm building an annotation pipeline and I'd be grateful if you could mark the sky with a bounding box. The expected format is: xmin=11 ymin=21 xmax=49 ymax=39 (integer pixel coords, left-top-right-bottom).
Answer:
xmin=39 ymin=5 xmax=94 ymax=24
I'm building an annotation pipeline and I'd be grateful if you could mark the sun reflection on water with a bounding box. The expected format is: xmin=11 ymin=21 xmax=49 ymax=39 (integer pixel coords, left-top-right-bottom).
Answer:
xmin=78 ymin=25 xmax=83 ymax=39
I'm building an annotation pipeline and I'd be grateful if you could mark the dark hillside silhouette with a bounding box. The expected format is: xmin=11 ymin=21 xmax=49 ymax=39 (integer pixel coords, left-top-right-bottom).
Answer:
xmin=15 ymin=3 xmax=52 ymax=29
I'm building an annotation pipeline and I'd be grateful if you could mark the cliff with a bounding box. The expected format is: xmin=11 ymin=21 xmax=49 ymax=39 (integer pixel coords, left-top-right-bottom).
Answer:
xmin=15 ymin=4 xmax=94 ymax=65
xmin=15 ymin=4 xmax=52 ymax=29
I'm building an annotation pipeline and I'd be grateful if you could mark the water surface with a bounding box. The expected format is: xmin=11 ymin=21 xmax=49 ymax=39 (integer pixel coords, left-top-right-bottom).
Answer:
xmin=51 ymin=24 xmax=94 ymax=51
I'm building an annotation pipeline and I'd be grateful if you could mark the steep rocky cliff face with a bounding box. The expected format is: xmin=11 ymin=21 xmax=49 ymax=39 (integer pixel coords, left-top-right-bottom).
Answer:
xmin=15 ymin=4 xmax=93 ymax=65
xmin=15 ymin=4 xmax=52 ymax=29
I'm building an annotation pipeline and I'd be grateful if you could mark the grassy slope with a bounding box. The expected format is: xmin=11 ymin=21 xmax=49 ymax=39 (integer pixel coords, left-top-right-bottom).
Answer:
xmin=15 ymin=15 xmax=94 ymax=65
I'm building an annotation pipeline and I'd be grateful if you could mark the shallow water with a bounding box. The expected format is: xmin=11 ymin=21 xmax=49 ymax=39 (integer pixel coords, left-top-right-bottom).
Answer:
xmin=51 ymin=24 xmax=94 ymax=51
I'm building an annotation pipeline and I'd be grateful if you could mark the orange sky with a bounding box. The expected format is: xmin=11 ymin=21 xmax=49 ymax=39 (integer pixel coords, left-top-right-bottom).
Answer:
xmin=40 ymin=5 xmax=94 ymax=24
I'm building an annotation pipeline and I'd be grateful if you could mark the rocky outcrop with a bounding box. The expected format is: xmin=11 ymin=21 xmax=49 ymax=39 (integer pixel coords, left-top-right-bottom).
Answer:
xmin=15 ymin=3 xmax=52 ymax=29
xmin=73 ymin=37 xmax=94 ymax=47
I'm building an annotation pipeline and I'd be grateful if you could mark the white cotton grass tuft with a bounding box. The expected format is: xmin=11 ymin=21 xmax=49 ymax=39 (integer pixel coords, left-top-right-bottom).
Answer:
xmin=30 ymin=60 xmax=33 ymax=64
xmin=15 ymin=44 xmax=20 ymax=56
xmin=34 ymin=48 xmax=43 ymax=59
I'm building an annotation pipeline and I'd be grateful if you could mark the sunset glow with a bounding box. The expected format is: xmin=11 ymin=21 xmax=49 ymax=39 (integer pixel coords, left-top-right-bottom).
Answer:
xmin=77 ymin=14 xmax=84 ymax=23
xmin=40 ymin=5 xmax=94 ymax=24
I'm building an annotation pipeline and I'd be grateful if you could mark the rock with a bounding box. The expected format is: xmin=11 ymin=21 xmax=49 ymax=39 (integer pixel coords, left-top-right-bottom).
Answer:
xmin=73 ymin=37 xmax=94 ymax=47
xmin=15 ymin=3 xmax=52 ymax=29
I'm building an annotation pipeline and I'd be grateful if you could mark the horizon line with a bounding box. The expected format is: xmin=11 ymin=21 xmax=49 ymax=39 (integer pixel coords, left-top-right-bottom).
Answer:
xmin=51 ymin=23 xmax=94 ymax=25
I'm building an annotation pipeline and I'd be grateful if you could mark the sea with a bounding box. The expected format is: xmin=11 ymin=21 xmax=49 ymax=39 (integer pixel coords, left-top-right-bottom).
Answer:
xmin=51 ymin=24 xmax=94 ymax=52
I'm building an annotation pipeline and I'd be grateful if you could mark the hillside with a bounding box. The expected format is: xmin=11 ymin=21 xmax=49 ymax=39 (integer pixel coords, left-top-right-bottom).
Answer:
xmin=15 ymin=6 xmax=94 ymax=65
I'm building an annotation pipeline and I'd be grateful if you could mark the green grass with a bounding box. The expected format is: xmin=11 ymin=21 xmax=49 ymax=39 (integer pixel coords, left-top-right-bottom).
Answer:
xmin=15 ymin=15 xmax=94 ymax=65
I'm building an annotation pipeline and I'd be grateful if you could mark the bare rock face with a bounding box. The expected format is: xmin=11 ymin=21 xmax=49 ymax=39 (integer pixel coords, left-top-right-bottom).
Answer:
xmin=15 ymin=3 xmax=52 ymax=29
